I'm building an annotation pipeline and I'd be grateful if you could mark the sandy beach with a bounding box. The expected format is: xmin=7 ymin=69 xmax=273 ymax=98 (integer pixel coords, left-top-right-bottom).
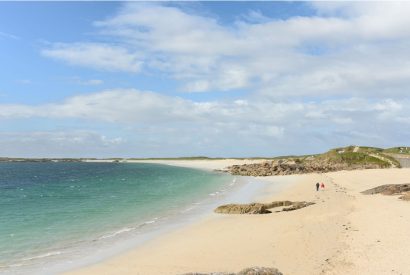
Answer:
xmin=67 ymin=160 xmax=410 ymax=275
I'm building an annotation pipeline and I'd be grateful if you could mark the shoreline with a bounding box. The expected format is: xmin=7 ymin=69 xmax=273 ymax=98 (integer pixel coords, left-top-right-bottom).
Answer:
xmin=59 ymin=159 xmax=295 ymax=274
xmin=17 ymin=160 xmax=279 ymax=275
xmin=65 ymin=160 xmax=410 ymax=275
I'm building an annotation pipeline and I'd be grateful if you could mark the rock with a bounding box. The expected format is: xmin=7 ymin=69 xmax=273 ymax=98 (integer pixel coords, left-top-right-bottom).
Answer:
xmin=282 ymin=201 xmax=315 ymax=211
xmin=264 ymin=201 xmax=293 ymax=208
xmin=214 ymin=203 xmax=271 ymax=214
xmin=181 ymin=267 xmax=283 ymax=275
xmin=237 ymin=267 xmax=283 ymax=275
xmin=362 ymin=184 xmax=410 ymax=202
xmin=224 ymin=153 xmax=392 ymax=177
xmin=361 ymin=184 xmax=410 ymax=195
xmin=214 ymin=201 xmax=314 ymax=214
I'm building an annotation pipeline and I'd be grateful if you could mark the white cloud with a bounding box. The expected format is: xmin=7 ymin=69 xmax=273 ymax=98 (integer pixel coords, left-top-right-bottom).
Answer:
xmin=9 ymin=3 xmax=410 ymax=157
xmin=0 ymin=31 xmax=19 ymax=40
xmin=0 ymin=89 xmax=191 ymax=123
xmin=0 ymin=131 xmax=125 ymax=158
xmin=42 ymin=43 xmax=142 ymax=72
xmin=80 ymin=79 xmax=104 ymax=86
xmin=66 ymin=77 xmax=104 ymax=86
xmin=40 ymin=2 xmax=410 ymax=96
xmin=1 ymin=89 xmax=410 ymax=156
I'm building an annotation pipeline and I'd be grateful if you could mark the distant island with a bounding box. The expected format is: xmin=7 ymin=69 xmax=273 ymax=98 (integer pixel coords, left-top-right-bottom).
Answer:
xmin=2 ymin=147 xmax=410 ymax=171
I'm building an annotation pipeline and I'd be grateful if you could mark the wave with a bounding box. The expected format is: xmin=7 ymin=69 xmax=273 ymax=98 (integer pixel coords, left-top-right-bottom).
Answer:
xmin=98 ymin=227 xmax=135 ymax=240
xmin=98 ymin=217 xmax=160 ymax=240
xmin=142 ymin=218 xmax=158 ymax=225
xmin=180 ymin=206 xmax=196 ymax=213
xmin=21 ymin=251 xmax=62 ymax=261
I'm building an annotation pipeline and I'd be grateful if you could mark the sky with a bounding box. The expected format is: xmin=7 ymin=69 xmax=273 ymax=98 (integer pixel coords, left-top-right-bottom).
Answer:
xmin=1 ymin=1 xmax=410 ymax=158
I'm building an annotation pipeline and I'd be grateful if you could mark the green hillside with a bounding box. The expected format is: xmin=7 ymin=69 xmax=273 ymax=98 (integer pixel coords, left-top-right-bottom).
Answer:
xmin=383 ymin=147 xmax=410 ymax=155
xmin=292 ymin=145 xmax=401 ymax=169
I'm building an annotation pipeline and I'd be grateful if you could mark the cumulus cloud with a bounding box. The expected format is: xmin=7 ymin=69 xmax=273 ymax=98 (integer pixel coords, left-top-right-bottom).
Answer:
xmin=1 ymin=89 xmax=410 ymax=156
xmin=3 ymin=90 xmax=407 ymax=129
xmin=0 ymin=131 xmax=125 ymax=158
xmin=6 ymin=2 xmax=410 ymax=157
xmin=41 ymin=2 xmax=410 ymax=96
xmin=0 ymin=89 xmax=187 ymax=123
xmin=79 ymin=79 xmax=104 ymax=86
xmin=42 ymin=43 xmax=142 ymax=72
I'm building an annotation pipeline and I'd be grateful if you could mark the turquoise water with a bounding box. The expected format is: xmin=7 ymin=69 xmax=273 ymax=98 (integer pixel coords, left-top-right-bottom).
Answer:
xmin=0 ymin=162 xmax=232 ymax=272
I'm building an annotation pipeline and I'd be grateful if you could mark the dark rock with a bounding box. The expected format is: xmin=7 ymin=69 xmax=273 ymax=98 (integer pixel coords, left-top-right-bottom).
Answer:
xmin=214 ymin=201 xmax=314 ymax=214
xmin=214 ymin=203 xmax=271 ymax=214
xmin=181 ymin=266 xmax=283 ymax=275
xmin=282 ymin=201 xmax=315 ymax=211
xmin=361 ymin=184 xmax=410 ymax=195
xmin=237 ymin=267 xmax=283 ymax=275
xmin=225 ymin=154 xmax=392 ymax=177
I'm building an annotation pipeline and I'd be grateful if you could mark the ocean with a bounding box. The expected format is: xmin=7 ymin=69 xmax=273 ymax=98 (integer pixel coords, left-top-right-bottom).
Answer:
xmin=0 ymin=162 xmax=235 ymax=274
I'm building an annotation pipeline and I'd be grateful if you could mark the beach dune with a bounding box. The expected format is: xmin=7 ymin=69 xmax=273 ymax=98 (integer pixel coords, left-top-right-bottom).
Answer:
xmin=67 ymin=160 xmax=410 ymax=275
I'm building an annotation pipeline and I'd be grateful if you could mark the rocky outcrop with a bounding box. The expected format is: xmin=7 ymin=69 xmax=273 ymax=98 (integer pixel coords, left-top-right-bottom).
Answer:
xmin=214 ymin=201 xmax=314 ymax=214
xmin=181 ymin=266 xmax=283 ymax=275
xmin=225 ymin=159 xmax=368 ymax=177
xmin=214 ymin=203 xmax=271 ymax=214
xmin=237 ymin=267 xmax=282 ymax=275
xmin=362 ymin=184 xmax=410 ymax=202
xmin=282 ymin=201 xmax=315 ymax=211
xmin=361 ymin=184 xmax=410 ymax=195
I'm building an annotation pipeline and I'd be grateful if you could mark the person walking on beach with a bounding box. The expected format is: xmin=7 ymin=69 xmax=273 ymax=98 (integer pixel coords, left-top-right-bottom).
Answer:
xmin=320 ymin=182 xmax=325 ymax=190
xmin=316 ymin=182 xmax=320 ymax=191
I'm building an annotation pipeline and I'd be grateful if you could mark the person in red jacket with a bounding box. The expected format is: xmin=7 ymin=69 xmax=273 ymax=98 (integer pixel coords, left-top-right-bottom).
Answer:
xmin=320 ymin=182 xmax=325 ymax=189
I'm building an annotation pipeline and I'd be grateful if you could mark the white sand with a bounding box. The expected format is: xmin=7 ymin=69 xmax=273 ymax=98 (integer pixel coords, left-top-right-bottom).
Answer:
xmin=67 ymin=160 xmax=410 ymax=275
xmin=125 ymin=158 xmax=269 ymax=170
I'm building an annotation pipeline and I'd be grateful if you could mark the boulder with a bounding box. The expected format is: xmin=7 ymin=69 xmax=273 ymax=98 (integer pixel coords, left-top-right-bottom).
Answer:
xmin=181 ymin=267 xmax=283 ymax=275
xmin=264 ymin=201 xmax=293 ymax=208
xmin=282 ymin=201 xmax=315 ymax=211
xmin=224 ymin=154 xmax=392 ymax=177
xmin=214 ymin=201 xmax=314 ymax=214
xmin=238 ymin=267 xmax=283 ymax=275
xmin=361 ymin=184 xmax=410 ymax=195
xmin=214 ymin=203 xmax=271 ymax=214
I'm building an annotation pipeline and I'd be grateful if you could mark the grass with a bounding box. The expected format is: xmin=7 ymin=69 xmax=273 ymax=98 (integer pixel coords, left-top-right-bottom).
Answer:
xmin=314 ymin=148 xmax=393 ymax=168
xmin=384 ymin=147 xmax=410 ymax=155
xmin=338 ymin=152 xmax=390 ymax=167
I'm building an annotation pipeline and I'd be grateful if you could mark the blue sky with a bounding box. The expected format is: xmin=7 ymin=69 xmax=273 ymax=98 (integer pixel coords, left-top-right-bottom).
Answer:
xmin=0 ymin=2 xmax=313 ymax=104
xmin=1 ymin=2 xmax=410 ymax=158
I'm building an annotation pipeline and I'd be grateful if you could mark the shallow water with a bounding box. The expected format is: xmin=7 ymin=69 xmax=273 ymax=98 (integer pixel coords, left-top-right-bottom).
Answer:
xmin=0 ymin=162 xmax=232 ymax=273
